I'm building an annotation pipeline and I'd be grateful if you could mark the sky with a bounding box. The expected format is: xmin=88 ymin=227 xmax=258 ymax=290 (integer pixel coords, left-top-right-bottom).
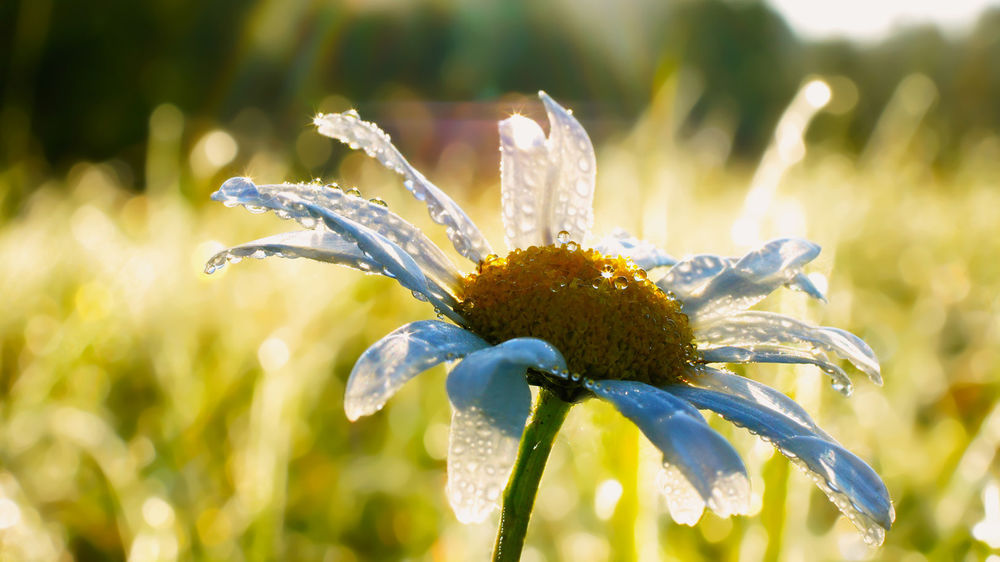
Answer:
xmin=766 ymin=0 xmax=1000 ymax=40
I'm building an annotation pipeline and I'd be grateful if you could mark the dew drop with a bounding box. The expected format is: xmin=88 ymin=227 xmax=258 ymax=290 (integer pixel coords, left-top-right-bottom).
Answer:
xmin=325 ymin=182 xmax=342 ymax=190
xmin=345 ymin=188 xmax=362 ymax=197
xmin=614 ymin=276 xmax=629 ymax=290
xmin=411 ymin=290 xmax=429 ymax=302
xmin=633 ymin=270 xmax=647 ymax=282
xmin=565 ymin=241 xmax=579 ymax=252
xmin=368 ymin=197 xmax=388 ymax=207
xmin=591 ymin=277 xmax=604 ymax=289
xmin=556 ymin=230 xmax=571 ymax=244
xmin=600 ymin=264 xmax=615 ymax=278
xmin=251 ymin=249 xmax=267 ymax=259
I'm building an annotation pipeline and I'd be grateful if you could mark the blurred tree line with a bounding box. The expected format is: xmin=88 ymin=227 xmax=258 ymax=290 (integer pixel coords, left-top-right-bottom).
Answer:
xmin=2 ymin=0 xmax=999 ymax=184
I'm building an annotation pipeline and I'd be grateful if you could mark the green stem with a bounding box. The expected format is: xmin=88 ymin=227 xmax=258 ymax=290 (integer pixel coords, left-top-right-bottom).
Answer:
xmin=492 ymin=388 xmax=571 ymax=562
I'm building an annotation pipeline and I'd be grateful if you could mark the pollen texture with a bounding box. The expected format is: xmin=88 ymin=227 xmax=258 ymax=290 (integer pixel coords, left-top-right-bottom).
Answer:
xmin=459 ymin=245 xmax=697 ymax=386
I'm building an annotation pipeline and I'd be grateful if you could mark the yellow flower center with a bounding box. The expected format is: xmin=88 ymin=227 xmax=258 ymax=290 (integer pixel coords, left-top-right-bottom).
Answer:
xmin=458 ymin=244 xmax=696 ymax=394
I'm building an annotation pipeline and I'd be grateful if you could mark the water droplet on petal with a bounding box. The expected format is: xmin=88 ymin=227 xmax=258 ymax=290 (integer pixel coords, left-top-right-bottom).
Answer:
xmin=368 ymin=197 xmax=388 ymax=207
xmin=346 ymin=188 xmax=362 ymax=197
xmin=566 ymin=241 xmax=579 ymax=252
xmin=556 ymin=230 xmax=571 ymax=244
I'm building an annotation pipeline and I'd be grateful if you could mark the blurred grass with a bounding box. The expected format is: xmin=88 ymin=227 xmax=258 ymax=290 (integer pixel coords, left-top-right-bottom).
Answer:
xmin=2 ymin=76 xmax=1000 ymax=561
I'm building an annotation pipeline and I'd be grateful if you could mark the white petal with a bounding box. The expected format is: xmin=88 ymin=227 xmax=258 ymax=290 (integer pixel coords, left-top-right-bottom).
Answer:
xmin=444 ymin=338 xmax=564 ymax=523
xmin=498 ymin=93 xmax=596 ymax=249
xmin=540 ymin=91 xmax=596 ymax=245
xmin=446 ymin=406 xmax=523 ymax=523
xmin=699 ymin=344 xmax=854 ymax=396
xmin=664 ymin=238 xmax=821 ymax=324
xmin=657 ymin=254 xmax=731 ymax=298
xmin=696 ymin=311 xmax=881 ymax=385
xmin=592 ymin=379 xmax=751 ymax=518
xmin=211 ymin=177 xmax=462 ymax=321
xmin=344 ymin=320 xmax=489 ymax=421
xmin=205 ymin=230 xmax=379 ymax=275
xmin=593 ymin=228 xmax=677 ymax=271
xmin=500 ymin=114 xmax=549 ymax=249
xmin=657 ymin=463 xmax=705 ymax=525
xmin=312 ymin=112 xmax=493 ymax=263
xmin=666 ymin=385 xmax=894 ymax=544
xmin=212 ymin=177 xmax=464 ymax=303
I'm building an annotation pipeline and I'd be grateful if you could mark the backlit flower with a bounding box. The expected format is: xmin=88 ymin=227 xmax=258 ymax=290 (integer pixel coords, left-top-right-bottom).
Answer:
xmin=207 ymin=92 xmax=893 ymax=545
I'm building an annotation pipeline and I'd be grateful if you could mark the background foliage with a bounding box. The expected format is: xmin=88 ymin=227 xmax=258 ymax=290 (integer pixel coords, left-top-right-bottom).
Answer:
xmin=2 ymin=0 xmax=999 ymax=560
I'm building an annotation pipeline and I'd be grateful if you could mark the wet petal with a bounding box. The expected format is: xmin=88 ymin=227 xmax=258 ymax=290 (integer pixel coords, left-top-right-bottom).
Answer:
xmin=593 ymin=228 xmax=677 ymax=271
xmin=665 ymin=385 xmax=894 ymax=545
xmin=211 ymin=177 xmax=462 ymax=320
xmin=500 ymin=114 xmax=549 ymax=249
xmin=699 ymin=344 xmax=854 ymax=396
xmin=344 ymin=321 xmax=489 ymax=421
xmin=312 ymin=112 xmax=493 ymax=263
xmin=665 ymin=239 xmax=821 ymax=323
xmin=540 ymin=91 xmax=596 ymax=245
xmin=212 ymin=177 xmax=463 ymax=302
xmin=657 ymin=254 xmax=731 ymax=298
xmin=685 ymin=365 xmax=833 ymax=441
xmin=499 ymin=93 xmax=596 ymax=249
xmin=696 ymin=311 xmax=881 ymax=385
xmin=656 ymin=463 xmax=705 ymax=525
xmin=205 ymin=230 xmax=380 ymax=275
xmin=444 ymin=338 xmax=566 ymax=523
xmin=592 ymin=380 xmax=751 ymax=518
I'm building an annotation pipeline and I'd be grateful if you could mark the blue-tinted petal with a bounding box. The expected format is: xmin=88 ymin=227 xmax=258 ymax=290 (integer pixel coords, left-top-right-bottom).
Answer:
xmin=666 ymin=238 xmax=821 ymax=324
xmin=345 ymin=320 xmax=488 ymax=421
xmin=312 ymin=112 xmax=493 ymax=263
xmin=699 ymin=344 xmax=854 ymax=396
xmin=444 ymin=338 xmax=567 ymax=523
xmin=696 ymin=311 xmax=881 ymax=385
xmin=205 ymin=230 xmax=379 ymax=275
xmin=665 ymin=384 xmax=893 ymax=545
xmin=592 ymin=379 xmax=751 ymax=518
xmin=211 ymin=177 xmax=464 ymax=302
xmin=593 ymin=229 xmax=677 ymax=270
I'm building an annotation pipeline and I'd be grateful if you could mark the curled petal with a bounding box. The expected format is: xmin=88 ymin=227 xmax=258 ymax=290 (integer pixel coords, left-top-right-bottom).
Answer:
xmin=499 ymin=92 xmax=596 ymax=249
xmin=344 ymin=321 xmax=488 ymax=421
xmin=699 ymin=345 xmax=854 ymax=396
xmin=663 ymin=239 xmax=821 ymax=324
xmin=205 ymin=230 xmax=380 ymax=275
xmin=593 ymin=228 xmax=677 ymax=271
xmin=444 ymin=338 xmax=566 ymax=523
xmin=696 ymin=311 xmax=881 ymax=385
xmin=592 ymin=379 xmax=751 ymax=518
xmin=312 ymin=111 xmax=493 ymax=263
xmin=211 ymin=177 xmax=462 ymax=320
xmin=665 ymin=385 xmax=894 ymax=545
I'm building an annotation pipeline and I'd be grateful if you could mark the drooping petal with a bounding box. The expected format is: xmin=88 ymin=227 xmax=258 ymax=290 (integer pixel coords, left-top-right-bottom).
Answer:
xmin=663 ymin=238 xmax=821 ymax=324
xmin=211 ymin=177 xmax=462 ymax=321
xmin=344 ymin=321 xmax=489 ymax=421
xmin=312 ymin=111 xmax=494 ymax=264
xmin=685 ymin=365 xmax=833 ymax=441
xmin=665 ymin=384 xmax=894 ymax=545
xmin=212 ymin=177 xmax=464 ymax=303
xmin=695 ymin=311 xmax=881 ymax=385
xmin=699 ymin=344 xmax=854 ymax=396
xmin=593 ymin=228 xmax=677 ymax=271
xmin=444 ymin=338 xmax=568 ymax=523
xmin=205 ymin=230 xmax=380 ymax=275
xmin=592 ymin=379 xmax=751 ymax=519
xmin=499 ymin=92 xmax=596 ymax=249
xmin=656 ymin=463 xmax=705 ymax=525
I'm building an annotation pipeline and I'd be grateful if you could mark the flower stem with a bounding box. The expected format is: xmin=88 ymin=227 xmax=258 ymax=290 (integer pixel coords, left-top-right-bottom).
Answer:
xmin=492 ymin=388 xmax=571 ymax=562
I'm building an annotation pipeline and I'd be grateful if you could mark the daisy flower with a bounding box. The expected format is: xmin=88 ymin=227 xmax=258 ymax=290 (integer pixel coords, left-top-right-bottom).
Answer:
xmin=207 ymin=92 xmax=893 ymax=556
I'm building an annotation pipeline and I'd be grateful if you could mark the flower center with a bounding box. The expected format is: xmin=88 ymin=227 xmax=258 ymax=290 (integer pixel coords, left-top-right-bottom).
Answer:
xmin=458 ymin=244 xmax=696 ymax=393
